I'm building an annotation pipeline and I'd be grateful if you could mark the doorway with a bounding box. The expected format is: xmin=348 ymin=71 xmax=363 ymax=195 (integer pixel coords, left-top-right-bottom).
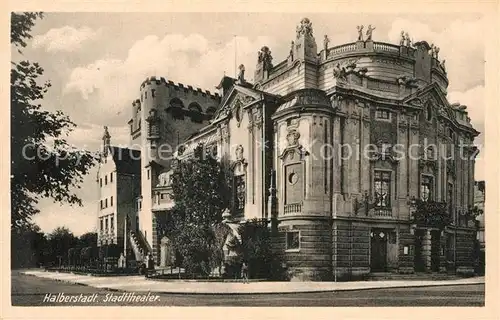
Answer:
xmin=414 ymin=229 xmax=425 ymax=272
xmin=370 ymin=229 xmax=388 ymax=272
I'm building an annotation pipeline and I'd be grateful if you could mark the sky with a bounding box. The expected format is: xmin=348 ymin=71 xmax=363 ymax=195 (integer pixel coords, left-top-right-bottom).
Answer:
xmin=15 ymin=12 xmax=486 ymax=236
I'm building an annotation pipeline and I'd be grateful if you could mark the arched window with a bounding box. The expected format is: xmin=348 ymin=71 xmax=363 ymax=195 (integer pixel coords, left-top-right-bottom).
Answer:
xmin=426 ymin=104 xmax=433 ymax=121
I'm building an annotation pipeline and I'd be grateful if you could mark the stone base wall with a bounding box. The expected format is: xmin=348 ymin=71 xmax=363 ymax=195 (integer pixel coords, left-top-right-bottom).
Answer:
xmin=332 ymin=220 xmax=370 ymax=279
xmin=278 ymin=220 xmax=332 ymax=281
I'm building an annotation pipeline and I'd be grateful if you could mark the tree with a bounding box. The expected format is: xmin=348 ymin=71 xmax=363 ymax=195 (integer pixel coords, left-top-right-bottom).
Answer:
xmin=47 ymin=227 xmax=78 ymax=266
xmin=411 ymin=199 xmax=452 ymax=229
xmin=227 ymin=219 xmax=285 ymax=280
xmin=78 ymin=232 xmax=98 ymax=248
xmin=10 ymin=12 xmax=98 ymax=230
xmin=11 ymin=221 xmax=48 ymax=268
xmin=167 ymin=144 xmax=232 ymax=276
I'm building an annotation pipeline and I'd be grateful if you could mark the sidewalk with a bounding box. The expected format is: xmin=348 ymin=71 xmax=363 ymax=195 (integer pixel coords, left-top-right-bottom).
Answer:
xmin=21 ymin=270 xmax=484 ymax=294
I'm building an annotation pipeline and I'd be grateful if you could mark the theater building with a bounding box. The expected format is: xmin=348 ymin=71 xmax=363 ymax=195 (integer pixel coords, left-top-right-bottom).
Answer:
xmin=114 ymin=18 xmax=481 ymax=280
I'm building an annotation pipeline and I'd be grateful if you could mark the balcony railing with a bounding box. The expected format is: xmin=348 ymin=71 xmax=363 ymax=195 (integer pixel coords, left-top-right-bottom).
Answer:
xmin=284 ymin=203 xmax=302 ymax=215
xmin=372 ymin=208 xmax=393 ymax=217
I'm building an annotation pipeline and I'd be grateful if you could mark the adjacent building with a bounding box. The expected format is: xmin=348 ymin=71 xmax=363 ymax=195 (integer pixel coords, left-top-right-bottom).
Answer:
xmin=96 ymin=127 xmax=141 ymax=253
xmin=101 ymin=18 xmax=481 ymax=280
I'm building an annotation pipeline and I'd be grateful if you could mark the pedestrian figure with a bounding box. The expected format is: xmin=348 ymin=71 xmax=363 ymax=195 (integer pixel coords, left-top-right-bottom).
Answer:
xmin=241 ymin=261 xmax=249 ymax=284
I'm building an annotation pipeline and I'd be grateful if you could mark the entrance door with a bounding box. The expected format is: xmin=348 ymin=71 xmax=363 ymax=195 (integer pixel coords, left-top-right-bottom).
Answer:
xmin=370 ymin=230 xmax=388 ymax=272
xmin=430 ymin=230 xmax=441 ymax=272
xmin=414 ymin=230 xmax=425 ymax=272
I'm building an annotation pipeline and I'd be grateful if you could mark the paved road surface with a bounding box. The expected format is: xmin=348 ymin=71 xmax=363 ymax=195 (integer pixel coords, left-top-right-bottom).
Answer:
xmin=11 ymin=271 xmax=484 ymax=307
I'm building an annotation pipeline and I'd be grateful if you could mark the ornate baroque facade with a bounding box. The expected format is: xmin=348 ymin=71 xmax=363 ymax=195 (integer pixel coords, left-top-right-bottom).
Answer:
xmin=120 ymin=18 xmax=480 ymax=280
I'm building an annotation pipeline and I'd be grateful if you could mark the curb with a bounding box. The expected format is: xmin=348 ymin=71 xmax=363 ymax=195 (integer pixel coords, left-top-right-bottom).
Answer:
xmin=21 ymin=273 xmax=485 ymax=295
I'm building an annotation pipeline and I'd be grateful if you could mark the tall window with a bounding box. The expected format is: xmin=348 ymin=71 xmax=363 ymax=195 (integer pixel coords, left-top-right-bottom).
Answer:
xmin=105 ymin=198 xmax=108 ymax=208
xmin=110 ymin=216 xmax=114 ymax=231
xmin=100 ymin=219 xmax=103 ymax=231
xmin=105 ymin=218 xmax=108 ymax=231
xmin=99 ymin=178 xmax=102 ymax=187
xmin=110 ymin=196 xmax=113 ymax=207
xmin=100 ymin=200 xmax=103 ymax=209
xmin=105 ymin=175 xmax=108 ymax=185
xmin=448 ymin=182 xmax=454 ymax=218
xmin=421 ymin=175 xmax=434 ymax=201
xmin=286 ymin=231 xmax=300 ymax=250
xmin=110 ymin=172 xmax=113 ymax=183
xmin=374 ymin=170 xmax=391 ymax=208
xmin=234 ymin=175 xmax=246 ymax=213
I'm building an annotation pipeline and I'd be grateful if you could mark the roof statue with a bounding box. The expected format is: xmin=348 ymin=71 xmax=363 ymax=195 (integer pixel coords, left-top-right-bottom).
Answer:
xmin=323 ymin=35 xmax=330 ymax=51
xmin=258 ymin=46 xmax=273 ymax=72
xmin=296 ymin=18 xmax=313 ymax=38
xmin=357 ymin=25 xmax=364 ymax=41
xmin=237 ymin=64 xmax=245 ymax=83
xmin=400 ymin=31 xmax=406 ymax=46
xmin=366 ymin=25 xmax=375 ymax=41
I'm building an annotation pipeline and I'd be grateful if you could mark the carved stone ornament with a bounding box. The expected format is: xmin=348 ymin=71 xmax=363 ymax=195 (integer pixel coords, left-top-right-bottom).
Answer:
xmin=235 ymin=144 xmax=244 ymax=161
xmin=234 ymin=99 xmax=243 ymax=127
xmin=286 ymin=130 xmax=300 ymax=147
xmin=296 ymin=17 xmax=314 ymax=38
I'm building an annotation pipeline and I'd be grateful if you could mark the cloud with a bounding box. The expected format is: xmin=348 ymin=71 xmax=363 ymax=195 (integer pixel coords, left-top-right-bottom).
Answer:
xmin=388 ymin=17 xmax=485 ymax=92
xmin=64 ymin=33 xmax=275 ymax=123
xmin=66 ymin=123 xmax=130 ymax=151
xmin=32 ymin=26 xmax=101 ymax=52
xmin=34 ymin=200 xmax=97 ymax=236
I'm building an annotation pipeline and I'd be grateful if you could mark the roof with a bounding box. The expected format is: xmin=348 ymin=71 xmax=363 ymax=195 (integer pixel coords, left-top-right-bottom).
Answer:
xmin=107 ymin=146 xmax=141 ymax=175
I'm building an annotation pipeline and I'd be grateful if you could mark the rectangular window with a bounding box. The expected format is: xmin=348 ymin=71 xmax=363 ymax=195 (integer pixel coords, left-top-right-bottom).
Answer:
xmin=374 ymin=170 xmax=391 ymax=208
xmin=448 ymin=182 xmax=454 ymax=218
xmin=129 ymin=123 xmax=133 ymax=134
xmin=234 ymin=175 xmax=246 ymax=213
xmin=421 ymin=175 xmax=434 ymax=201
xmin=147 ymin=169 xmax=150 ymax=180
xmin=105 ymin=218 xmax=108 ymax=231
xmin=110 ymin=196 xmax=113 ymax=207
xmin=110 ymin=172 xmax=113 ymax=183
xmin=110 ymin=216 xmax=114 ymax=230
xmin=105 ymin=175 xmax=108 ymax=185
xmin=286 ymin=231 xmax=300 ymax=250
xmin=99 ymin=178 xmax=102 ymax=187
xmin=100 ymin=219 xmax=103 ymax=231
xmin=100 ymin=200 xmax=103 ymax=209
xmin=105 ymin=198 xmax=108 ymax=208
xmin=376 ymin=110 xmax=391 ymax=120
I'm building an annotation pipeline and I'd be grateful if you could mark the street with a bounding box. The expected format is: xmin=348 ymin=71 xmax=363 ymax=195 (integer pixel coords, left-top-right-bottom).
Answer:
xmin=11 ymin=271 xmax=484 ymax=306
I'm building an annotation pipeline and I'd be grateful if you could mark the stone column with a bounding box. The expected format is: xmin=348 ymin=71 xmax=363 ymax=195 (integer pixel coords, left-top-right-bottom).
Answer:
xmin=422 ymin=229 xmax=432 ymax=272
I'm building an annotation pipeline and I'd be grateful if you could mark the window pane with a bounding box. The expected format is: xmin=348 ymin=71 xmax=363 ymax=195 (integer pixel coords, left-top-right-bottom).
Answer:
xmin=286 ymin=232 xmax=300 ymax=250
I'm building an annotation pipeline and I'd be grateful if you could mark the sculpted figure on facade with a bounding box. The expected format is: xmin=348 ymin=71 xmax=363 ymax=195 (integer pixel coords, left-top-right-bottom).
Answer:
xmin=289 ymin=41 xmax=294 ymax=59
xmin=366 ymin=25 xmax=375 ymax=41
xmin=235 ymin=144 xmax=244 ymax=161
xmin=434 ymin=46 xmax=440 ymax=59
xmin=356 ymin=25 xmax=364 ymax=41
xmin=400 ymin=31 xmax=406 ymax=46
xmin=333 ymin=63 xmax=347 ymax=82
